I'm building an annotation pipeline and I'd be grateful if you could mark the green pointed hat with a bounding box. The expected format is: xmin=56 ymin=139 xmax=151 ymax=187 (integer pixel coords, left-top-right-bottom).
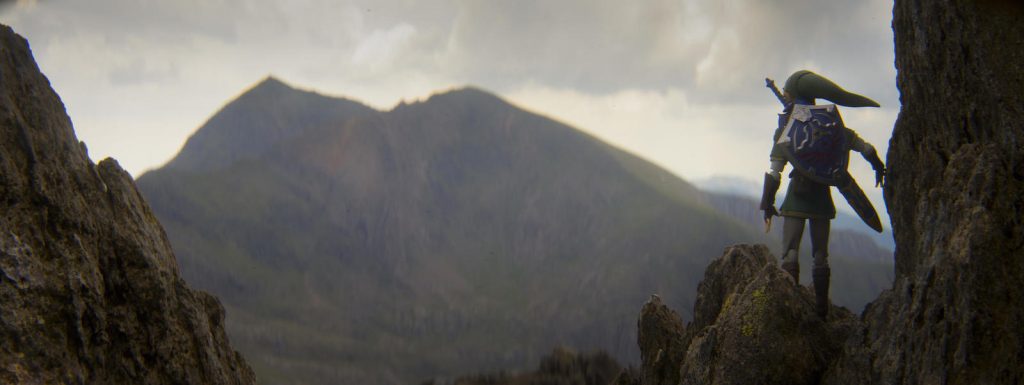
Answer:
xmin=783 ymin=70 xmax=880 ymax=107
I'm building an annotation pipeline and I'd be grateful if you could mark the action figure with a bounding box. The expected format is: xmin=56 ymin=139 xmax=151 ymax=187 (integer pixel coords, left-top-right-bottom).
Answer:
xmin=760 ymin=70 xmax=886 ymax=318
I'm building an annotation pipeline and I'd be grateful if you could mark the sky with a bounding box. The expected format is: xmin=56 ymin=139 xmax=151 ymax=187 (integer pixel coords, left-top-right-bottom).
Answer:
xmin=0 ymin=0 xmax=897 ymax=223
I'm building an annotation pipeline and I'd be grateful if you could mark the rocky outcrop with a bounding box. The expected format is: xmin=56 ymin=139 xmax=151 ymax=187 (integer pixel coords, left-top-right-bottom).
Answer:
xmin=824 ymin=1 xmax=1024 ymax=384
xmin=0 ymin=25 xmax=254 ymax=384
xmin=630 ymin=1 xmax=1024 ymax=384
xmin=635 ymin=245 xmax=855 ymax=385
xmin=680 ymin=246 xmax=857 ymax=385
xmin=636 ymin=295 xmax=686 ymax=385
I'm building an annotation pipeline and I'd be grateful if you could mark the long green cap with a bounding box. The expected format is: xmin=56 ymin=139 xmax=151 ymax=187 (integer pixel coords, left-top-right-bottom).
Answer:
xmin=783 ymin=70 xmax=880 ymax=107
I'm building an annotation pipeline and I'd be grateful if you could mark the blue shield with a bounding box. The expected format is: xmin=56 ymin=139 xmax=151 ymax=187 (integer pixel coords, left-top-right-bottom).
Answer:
xmin=776 ymin=104 xmax=849 ymax=185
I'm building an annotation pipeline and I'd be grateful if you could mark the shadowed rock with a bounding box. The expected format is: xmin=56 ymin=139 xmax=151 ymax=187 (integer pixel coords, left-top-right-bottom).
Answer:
xmin=635 ymin=245 xmax=855 ymax=385
xmin=822 ymin=1 xmax=1024 ymax=384
xmin=637 ymin=295 xmax=686 ymax=385
xmin=0 ymin=24 xmax=254 ymax=385
xmin=610 ymin=366 xmax=642 ymax=385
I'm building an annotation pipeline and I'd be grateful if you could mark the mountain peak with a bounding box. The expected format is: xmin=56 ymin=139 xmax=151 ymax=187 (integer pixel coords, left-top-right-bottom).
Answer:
xmin=160 ymin=76 xmax=375 ymax=172
xmin=249 ymin=75 xmax=292 ymax=93
xmin=234 ymin=75 xmax=308 ymax=102
xmin=426 ymin=86 xmax=507 ymax=105
xmin=260 ymin=74 xmax=287 ymax=86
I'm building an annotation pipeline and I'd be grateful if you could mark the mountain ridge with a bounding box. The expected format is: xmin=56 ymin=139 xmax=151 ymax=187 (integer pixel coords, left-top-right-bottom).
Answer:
xmin=137 ymin=77 xmax=892 ymax=385
xmin=166 ymin=75 xmax=377 ymax=172
xmin=138 ymin=78 xmax=749 ymax=384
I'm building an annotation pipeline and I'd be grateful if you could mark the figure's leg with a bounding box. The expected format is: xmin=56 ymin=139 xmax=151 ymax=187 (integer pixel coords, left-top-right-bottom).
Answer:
xmin=781 ymin=216 xmax=805 ymax=283
xmin=809 ymin=218 xmax=831 ymax=318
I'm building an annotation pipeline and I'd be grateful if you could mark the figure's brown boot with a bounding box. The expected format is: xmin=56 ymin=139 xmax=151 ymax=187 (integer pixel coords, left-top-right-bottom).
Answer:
xmin=781 ymin=249 xmax=799 ymax=284
xmin=812 ymin=266 xmax=831 ymax=319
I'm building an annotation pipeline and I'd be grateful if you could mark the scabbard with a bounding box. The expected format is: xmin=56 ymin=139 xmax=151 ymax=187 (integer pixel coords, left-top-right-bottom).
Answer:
xmin=835 ymin=171 xmax=883 ymax=233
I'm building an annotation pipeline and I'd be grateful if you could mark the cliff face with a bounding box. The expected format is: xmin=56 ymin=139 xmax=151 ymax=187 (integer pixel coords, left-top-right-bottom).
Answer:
xmin=886 ymin=0 xmax=1024 ymax=278
xmin=832 ymin=0 xmax=1023 ymax=383
xmin=630 ymin=1 xmax=1024 ymax=384
xmin=0 ymin=25 xmax=254 ymax=384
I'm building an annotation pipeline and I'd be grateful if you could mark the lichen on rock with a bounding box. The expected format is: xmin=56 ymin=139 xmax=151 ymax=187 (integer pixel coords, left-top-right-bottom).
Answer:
xmin=632 ymin=245 xmax=856 ymax=385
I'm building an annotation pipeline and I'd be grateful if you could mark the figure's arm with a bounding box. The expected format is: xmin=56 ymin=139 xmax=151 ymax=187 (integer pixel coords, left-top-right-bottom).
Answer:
xmin=762 ymin=113 xmax=791 ymax=225
xmin=768 ymin=159 xmax=786 ymax=181
xmin=760 ymin=156 xmax=786 ymax=223
xmin=849 ymin=131 xmax=886 ymax=187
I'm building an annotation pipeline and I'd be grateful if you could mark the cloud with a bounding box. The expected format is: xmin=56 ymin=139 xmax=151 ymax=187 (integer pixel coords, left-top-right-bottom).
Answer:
xmin=0 ymin=0 xmax=897 ymax=183
xmin=438 ymin=0 xmax=896 ymax=106
xmin=4 ymin=0 xmax=896 ymax=104
xmin=351 ymin=23 xmax=417 ymax=72
xmin=442 ymin=0 xmax=702 ymax=93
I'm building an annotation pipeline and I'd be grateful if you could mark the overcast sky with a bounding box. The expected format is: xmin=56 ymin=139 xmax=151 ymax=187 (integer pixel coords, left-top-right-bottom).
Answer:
xmin=1 ymin=0 xmax=897 ymax=222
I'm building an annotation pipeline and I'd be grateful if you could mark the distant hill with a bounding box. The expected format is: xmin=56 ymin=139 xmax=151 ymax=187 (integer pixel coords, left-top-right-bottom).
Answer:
xmin=137 ymin=78 xmax=891 ymax=385
xmin=695 ymin=175 xmax=895 ymax=251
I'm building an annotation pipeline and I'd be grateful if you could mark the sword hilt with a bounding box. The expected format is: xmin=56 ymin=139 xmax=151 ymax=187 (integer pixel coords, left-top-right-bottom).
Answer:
xmin=765 ymin=77 xmax=786 ymax=107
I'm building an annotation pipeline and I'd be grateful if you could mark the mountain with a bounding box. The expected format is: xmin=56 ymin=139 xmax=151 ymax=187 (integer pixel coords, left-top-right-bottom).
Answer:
xmin=624 ymin=1 xmax=1024 ymax=384
xmin=137 ymin=79 xmax=891 ymax=384
xmin=166 ymin=76 xmax=377 ymax=171
xmin=692 ymin=175 xmax=762 ymax=198
xmin=138 ymin=80 xmax=745 ymax=384
xmin=0 ymin=25 xmax=254 ymax=384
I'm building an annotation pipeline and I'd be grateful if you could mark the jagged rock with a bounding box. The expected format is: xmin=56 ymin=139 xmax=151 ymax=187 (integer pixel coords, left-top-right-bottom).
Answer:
xmin=637 ymin=295 xmax=686 ymax=385
xmin=631 ymin=245 xmax=856 ymax=385
xmin=0 ymin=24 xmax=254 ymax=384
xmin=822 ymin=1 xmax=1024 ymax=384
xmin=688 ymin=245 xmax=855 ymax=385
xmin=688 ymin=245 xmax=780 ymax=332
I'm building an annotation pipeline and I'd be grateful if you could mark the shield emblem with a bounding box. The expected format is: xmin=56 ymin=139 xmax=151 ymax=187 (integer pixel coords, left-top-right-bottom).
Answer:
xmin=776 ymin=104 xmax=849 ymax=185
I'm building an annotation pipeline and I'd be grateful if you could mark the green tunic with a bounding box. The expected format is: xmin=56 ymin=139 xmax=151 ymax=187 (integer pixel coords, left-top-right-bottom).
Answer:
xmin=779 ymin=173 xmax=834 ymax=219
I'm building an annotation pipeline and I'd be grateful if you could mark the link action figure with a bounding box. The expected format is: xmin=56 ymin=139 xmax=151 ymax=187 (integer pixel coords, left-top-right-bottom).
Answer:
xmin=760 ymin=70 xmax=886 ymax=318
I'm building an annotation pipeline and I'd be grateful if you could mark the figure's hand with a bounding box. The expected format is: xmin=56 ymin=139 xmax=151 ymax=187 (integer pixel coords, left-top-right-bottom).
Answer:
xmin=865 ymin=149 xmax=886 ymax=187
xmin=764 ymin=205 xmax=779 ymax=221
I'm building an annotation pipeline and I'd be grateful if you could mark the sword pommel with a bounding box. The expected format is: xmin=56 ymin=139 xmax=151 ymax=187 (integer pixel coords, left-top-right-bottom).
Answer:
xmin=765 ymin=77 xmax=787 ymax=107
